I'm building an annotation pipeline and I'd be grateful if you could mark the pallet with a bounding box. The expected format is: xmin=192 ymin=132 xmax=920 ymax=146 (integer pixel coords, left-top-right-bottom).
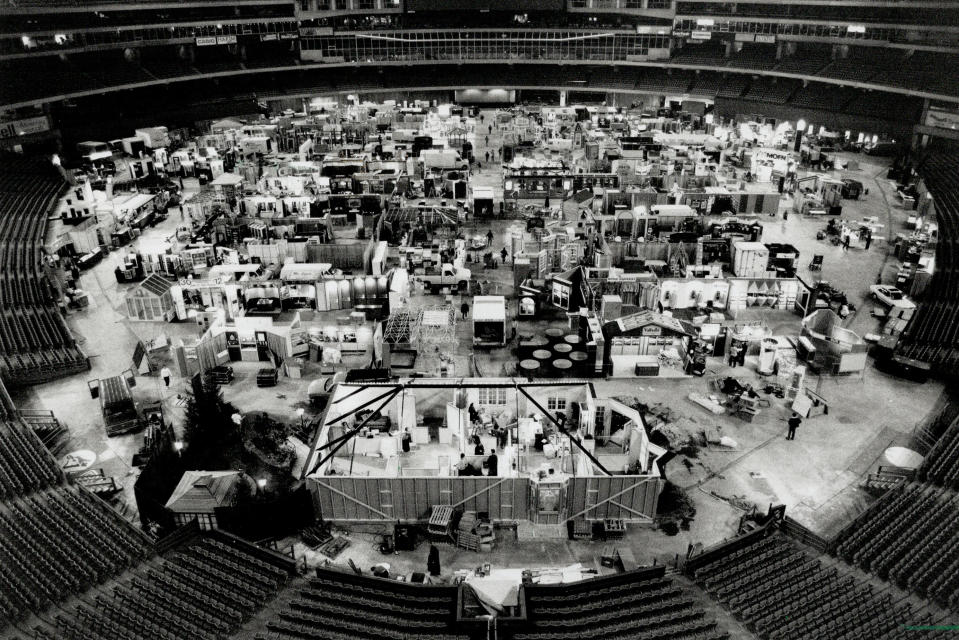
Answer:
xmin=317 ymin=536 xmax=350 ymax=559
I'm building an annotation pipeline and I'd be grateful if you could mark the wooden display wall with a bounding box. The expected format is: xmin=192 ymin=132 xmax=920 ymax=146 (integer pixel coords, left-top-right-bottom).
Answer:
xmin=310 ymin=474 xmax=663 ymax=523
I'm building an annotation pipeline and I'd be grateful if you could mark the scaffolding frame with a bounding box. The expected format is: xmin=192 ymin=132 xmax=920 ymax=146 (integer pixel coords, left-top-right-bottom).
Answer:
xmin=415 ymin=305 xmax=457 ymax=347
xmin=383 ymin=305 xmax=457 ymax=349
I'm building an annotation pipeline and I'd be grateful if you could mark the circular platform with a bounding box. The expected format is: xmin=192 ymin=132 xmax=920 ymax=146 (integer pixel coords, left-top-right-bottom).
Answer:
xmin=533 ymin=349 xmax=552 ymax=360
xmin=545 ymin=328 xmax=564 ymax=339
xmin=552 ymin=359 xmax=572 ymax=370
xmin=569 ymin=351 xmax=588 ymax=362
xmin=564 ymin=334 xmax=582 ymax=345
xmin=520 ymin=359 xmax=540 ymax=372
xmin=883 ymin=447 xmax=924 ymax=469
xmin=554 ymin=343 xmax=572 ymax=354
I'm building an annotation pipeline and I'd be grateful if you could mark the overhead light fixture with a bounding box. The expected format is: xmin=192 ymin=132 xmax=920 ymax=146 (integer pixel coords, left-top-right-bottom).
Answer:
xmin=696 ymin=19 xmax=715 ymax=27
xmin=847 ymin=25 xmax=866 ymax=34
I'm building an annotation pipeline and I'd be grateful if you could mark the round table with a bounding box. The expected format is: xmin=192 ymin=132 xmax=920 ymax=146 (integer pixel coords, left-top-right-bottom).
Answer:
xmin=564 ymin=334 xmax=582 ymax=345
xmin=552 ymin=359 xmax=572 ymax=371
xmin=533 ymin=349 xmax=552 ymax=360
xmin=524 ymin=336 xmax=549 ymax=348
xmin=520 ymin=359 xmax=540 ymax=373
xmin=545 ymin=328 xmax=564 ymax=339
xmin=569 ymin=351 xmax=588 ymax=362
xmin=554 ymin=343 xmax=572 ymax=354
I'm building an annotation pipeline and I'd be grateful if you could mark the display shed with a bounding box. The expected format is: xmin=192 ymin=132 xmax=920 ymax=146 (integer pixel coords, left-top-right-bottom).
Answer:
xmin=304 ymin=378 xmax=664 ymax=525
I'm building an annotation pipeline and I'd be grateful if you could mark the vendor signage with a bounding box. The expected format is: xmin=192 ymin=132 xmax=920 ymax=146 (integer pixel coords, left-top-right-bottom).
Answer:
xmin=216 ymin=35 xmax=237 ymax=45
xmin=925 ymin=108 xmax=959 ymax=131
xmin=672 ymin=30 xmax=690 ymax=38
xmin=0 ymin=115 xmax=50 ymax=139
xmin=755 ymin=34 xmax=776 ymax=44
xmin=735 ymin=33 xmax=755 ymax=42
xmin=300 ymin=26 xmax=333 ymax=36
xmin=689 ymin=31 xmax=712 ymax=40
xmin=279 ymin=32 xmax=299 ymax=40
xmin=260 ymin=33 xmax=278 ymax=41
xmin=196 ymin=36 xmax=217 ymax=46
xmin=641 ymin=325 xmax=662 ymax=337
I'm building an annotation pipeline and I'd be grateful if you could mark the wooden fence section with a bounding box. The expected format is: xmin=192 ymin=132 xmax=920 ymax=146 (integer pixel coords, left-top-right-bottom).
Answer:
xmin=565 ymin=476 xmax=663 ymax=522
xmin=311 ymin=477 xmax=530 ymax=522
xmin=311 ymin=475 xmax=662 ymax=523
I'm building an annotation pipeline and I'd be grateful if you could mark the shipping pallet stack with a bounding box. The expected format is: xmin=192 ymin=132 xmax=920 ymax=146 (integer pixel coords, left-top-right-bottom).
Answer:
xmin=604 ymin=519 xmax=626 ymax=540
xmin=456 ymin=511 xmax=495 ymax=552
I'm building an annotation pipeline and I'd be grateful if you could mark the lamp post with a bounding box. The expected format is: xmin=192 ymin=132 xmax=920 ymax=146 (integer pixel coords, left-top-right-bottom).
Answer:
xmin=794 ymin=119 xmax=806 ymax=153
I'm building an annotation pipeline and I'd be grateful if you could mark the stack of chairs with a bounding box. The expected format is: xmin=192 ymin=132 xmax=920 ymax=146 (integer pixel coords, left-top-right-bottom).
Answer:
xmin=0 ymin=153 xmax=89 ymax=385
xmin=690 ymin=532 xmax=953 ymax=639
xmin=514 ymin=566 xmax=727 ymax=640
xmin=259 ymin=566 xmax=468 ymax=640
xmin=833 ymin=481 xmax=959 ymax=612
xmin=897 ymin=148 xmax=959 ymax=369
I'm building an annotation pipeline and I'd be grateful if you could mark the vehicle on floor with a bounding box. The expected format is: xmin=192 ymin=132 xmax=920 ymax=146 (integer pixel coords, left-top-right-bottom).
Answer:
xmin=419 ymin=263 xmax=471 ymax=293
xmin=869 ymin=284 xmax=916 ymax=309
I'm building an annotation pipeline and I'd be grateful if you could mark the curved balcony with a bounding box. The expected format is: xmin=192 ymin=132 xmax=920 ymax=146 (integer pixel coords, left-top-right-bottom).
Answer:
xmin=1 ymin=34 xmax=957 ymax=110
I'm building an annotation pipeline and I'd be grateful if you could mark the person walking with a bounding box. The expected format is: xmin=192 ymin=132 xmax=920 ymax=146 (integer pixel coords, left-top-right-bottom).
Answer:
xmin=460 ymin=301 xmax=470 ymax=319
xmin=485 ymin=135 xmax=489 ymax=146
xmin=160 ymin=366 xmax=172 ymax=387
xmin=485 ymin=150 xmax=490 ymax=163
xmin=486 ymin=229 xmax=494 ymax=246
xmin=728 ymin=344 xmax=740 ymax=368
xmin=487 ymin=449 xmax=498 ymax=476
xmin=500 ymin=247 xmax=508 ymax=264
xmin=864 ymin=232 xmax=872 ymax=250
xmin=843 ymin=234 xmax=850 ymax=251
xmin=474 ymin=439 xmax=485 ymax=456
xmin=488 ymin=124 xmax=493 ymax=135
xmin=787 ymin=412 xmax=802 ymax=440
xmin=427 ymin=544 xmax=441 ymax=577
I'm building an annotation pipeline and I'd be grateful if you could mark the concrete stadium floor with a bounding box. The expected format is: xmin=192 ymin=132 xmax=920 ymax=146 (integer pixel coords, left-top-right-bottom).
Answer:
xmin=11 ymin=116 xmax=946 ymax=577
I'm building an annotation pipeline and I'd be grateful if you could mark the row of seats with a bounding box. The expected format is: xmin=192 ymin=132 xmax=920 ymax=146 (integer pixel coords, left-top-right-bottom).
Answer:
xmin=690 ymin=532 xmax=952 ymax=639
xmin=259 ymin=567 xmax=466 ymax=640
xmin=0 ymin=420 xmax=61 ymax=499
xmin=920 ymin=413 xmax=959 ymax=488
xmin=0 ymin=485 xmax=154 ymax=626
xmin=38 ymin=534 xmax=293 ymax=640
xmin=833 ymin=482 xmax=959 ymax=611
xmin=515 ymin=567 xmax=727 ymax=640
xmin=897 ymin=148 xmax=959 ymax=368
xmin=0 ymin=154 xmax=89 ymax=384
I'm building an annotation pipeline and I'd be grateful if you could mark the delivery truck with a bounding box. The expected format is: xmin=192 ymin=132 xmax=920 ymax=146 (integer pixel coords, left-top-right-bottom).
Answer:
xmin=473 ymin=296 xmax=507 ymax=347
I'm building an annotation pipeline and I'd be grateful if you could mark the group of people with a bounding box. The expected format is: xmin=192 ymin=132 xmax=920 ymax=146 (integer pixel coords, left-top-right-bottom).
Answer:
xmin=455 ymin=449 xmax=498 ymax=476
